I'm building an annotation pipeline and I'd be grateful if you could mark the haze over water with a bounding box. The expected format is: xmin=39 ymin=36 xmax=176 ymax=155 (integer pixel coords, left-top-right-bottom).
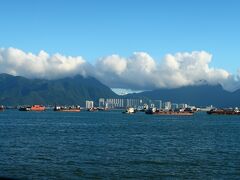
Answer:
xmin=1 ymin=110 xmax=240 ymax=179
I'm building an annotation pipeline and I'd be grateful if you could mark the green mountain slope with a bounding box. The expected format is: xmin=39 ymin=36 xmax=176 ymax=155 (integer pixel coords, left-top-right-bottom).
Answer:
xmin=0 ymin=73 xmax=118 ymax=106
xmin=125 ymin=84 xmax=240 ymax=107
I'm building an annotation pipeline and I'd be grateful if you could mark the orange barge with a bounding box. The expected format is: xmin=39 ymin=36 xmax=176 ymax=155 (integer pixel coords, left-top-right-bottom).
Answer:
xmin=31 ymin=105 xmax=45 ymax=111
xmin=19 ymin=105 xmax=45 ymax=111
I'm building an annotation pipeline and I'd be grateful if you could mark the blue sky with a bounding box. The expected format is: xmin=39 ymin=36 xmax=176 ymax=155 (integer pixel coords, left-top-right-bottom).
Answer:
xmin=0 ymin=0 xmax=239 ymax=73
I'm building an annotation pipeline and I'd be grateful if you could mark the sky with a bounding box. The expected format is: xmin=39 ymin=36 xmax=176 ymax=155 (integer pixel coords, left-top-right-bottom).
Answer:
xmin=0 ymin=0 xmax=240 ymax=91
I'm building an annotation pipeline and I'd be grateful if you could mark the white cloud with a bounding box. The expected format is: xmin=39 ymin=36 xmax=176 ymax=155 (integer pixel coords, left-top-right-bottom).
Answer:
xmin=156 ymin=51 xmax=230 ymax=88
xmin=0 ymin=47 xmax=239 ymax=91
xmin=95 ymin=52 xmax=158 ymax=89
xmin=96 ymin=51 xmax=235 ymax=91
xmin=0 ymin=47 xmax=91 ymax=79
xmin=96 ymin=55 xmax=127 ymax=75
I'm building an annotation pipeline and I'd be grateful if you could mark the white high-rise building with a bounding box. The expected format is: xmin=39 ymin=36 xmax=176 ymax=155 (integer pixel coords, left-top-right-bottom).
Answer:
xmin=105 ymin=99 xmax=124 ymax=108
xmin=99 ymin=98 xmax=105 ymax=108
xmin=171 ymin=103 xmax=179 ymax=110
xmin=178 ymin=103 xmax=188 ymax=109
xmin=126 ymin=99 xmax=142 ymax=108
xmin=153 ymin=100 xmax=162 ymax=109
xmin=164 ymin=101 xmax=172 ymax=110
xmin=86 ymin=100 xmax=94 ymax=109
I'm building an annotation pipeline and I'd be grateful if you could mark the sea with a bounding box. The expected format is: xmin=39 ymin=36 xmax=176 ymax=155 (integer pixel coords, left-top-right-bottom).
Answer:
xmin=0 ymin=110 xmax=240 ymax=179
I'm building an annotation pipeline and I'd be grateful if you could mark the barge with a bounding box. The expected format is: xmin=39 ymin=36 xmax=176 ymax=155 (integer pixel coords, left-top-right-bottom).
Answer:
xmin=145 ymin=107 xmax=194 ymax=116
xmin=19 ymin=105 xmax=45 ymax=111
xmin=207 ymin=108 xmax=240 ymax=115
xmin=54 ymin=105 xmax=81 ymax=112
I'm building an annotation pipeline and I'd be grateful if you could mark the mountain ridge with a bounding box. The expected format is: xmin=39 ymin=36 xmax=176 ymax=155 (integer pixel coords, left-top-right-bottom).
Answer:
xmin=1 ymin=73 xmax=240 ymax=107
xmin=125 ymin=84 xmax=240 ymax=107
xmin=0 ymin=73 xmax=118 ymax=106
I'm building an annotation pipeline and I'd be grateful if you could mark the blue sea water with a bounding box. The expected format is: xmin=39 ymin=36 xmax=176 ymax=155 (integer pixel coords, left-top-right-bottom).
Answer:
xmin=0 ymin=110 xmax=240 ymax=179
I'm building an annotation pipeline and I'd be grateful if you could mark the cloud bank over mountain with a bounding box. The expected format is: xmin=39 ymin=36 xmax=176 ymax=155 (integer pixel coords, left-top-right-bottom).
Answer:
xmin=0 ymin=47 xmax=239 ymax=91
xmin=0 ymin=47 xmax=92 ymax=79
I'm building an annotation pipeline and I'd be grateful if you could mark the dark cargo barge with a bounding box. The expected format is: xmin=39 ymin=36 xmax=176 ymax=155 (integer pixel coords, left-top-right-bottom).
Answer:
xmin=207 ymin=109 xmax=240 ymax=115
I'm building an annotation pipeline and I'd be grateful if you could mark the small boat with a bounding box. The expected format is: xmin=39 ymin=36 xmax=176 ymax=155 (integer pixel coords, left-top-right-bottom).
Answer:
xmin=87 ymin=107 xmax=98 ymax=112
xmin=54 ymin=105 xmax=81 ymax=112
xmin=97 ymin=107 xmax=108 ymax=111
xmin=145 ymin=107 xmax=157 ymax=114
xmin=123 ymin=107 xmax=136 ymax=114
xmin=19 ymin=106 xmax=31 ymax=111
xmin=0 ymin=105 xmax=4 ymax=112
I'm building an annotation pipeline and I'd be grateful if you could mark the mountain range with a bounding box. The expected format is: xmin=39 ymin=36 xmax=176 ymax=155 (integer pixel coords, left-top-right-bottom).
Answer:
xmin=0 ymin=73 xmax=240 ymax=107
xmin=126 ymin=84 xmax=240 ymax=107
xmin=0 ymin=73 xmax=118 ymax=106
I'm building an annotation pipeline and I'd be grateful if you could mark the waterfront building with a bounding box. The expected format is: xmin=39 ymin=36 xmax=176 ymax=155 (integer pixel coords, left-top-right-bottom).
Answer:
xmin=126 ymin=99 xmax=143 ymax=108
xmin=178 ymin=103 xmax=188 ymax=109
xmin=152 ymin=100 xmax=162 ymax=109
xmin=143 ymin=104 xmax=149 ymax=110
xmin=99 ymin=98 xmax=105 ymax=108
xmin=86 ymin=100 xmax=94 ymax=109
xmin=105 ymin=99 xmax=124 ymax=108
xmin=199 ymin=105 xmax=214 ymax=111
xmin=150 ymin=103 xmax=155 ymax=108
xmin=171 ymin=103 xmax=179 ymax=110
xmin=164 ymin=101 xmax=172 ymax=110
xmin=105 ymin=102 xmax=109 ymax=109
xmin=104 ymin=98 xmax=143 ymax=108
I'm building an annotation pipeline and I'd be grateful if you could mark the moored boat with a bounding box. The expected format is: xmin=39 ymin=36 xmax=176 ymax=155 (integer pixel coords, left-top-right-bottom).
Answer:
xmin=54 ymin=105 xmax=81 ymax=112
xmin=146 ymin=108 xmax=194 ymax=116
xmin=0 ymin=105 xmax=4 ymax=111
xmin=123 ymin=107 xmax=136 ymax=114
xmin=153 ymin=111 xmax=194 ymax=116
xmin=31 ymin=105 xmax=45 ymax=111
xmin=145 ymin=107 xmax=157 ymax=114
xmin=97 ymin=107 xmax=108 ymax=111
xmin=207 ymin=108 xmax=240 ymax=115
xmin=87 ymin=107 xmax=98 ymax=112
xmin=19 ymin=106 xmax=31 ymax=111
